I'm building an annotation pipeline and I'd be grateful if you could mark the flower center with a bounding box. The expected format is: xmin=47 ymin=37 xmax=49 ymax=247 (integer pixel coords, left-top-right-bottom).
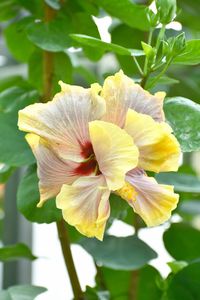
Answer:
xmin=74 ymin=142 xmax=100 ymax=176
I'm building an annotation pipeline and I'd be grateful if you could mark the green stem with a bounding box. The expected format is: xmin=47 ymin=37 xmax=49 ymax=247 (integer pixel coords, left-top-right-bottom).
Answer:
xmin=133 ymin=56 xmax=144 ymax=76
xmin=140 ymin=29 xmax=154 ymax=88
xmin=56 ymin=220 xmax=83 ymax=300
xmin=146 ymin=58 xmax=173 ymax=89
xmin=155 ymin=24 xmax=166 ymax=51
xmin=143 ymin=29 xmax=153 ymax=75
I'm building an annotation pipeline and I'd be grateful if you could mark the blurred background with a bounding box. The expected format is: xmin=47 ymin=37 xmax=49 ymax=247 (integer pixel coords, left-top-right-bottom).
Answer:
xmin=0 ymin=0 xmax=200 ymax=299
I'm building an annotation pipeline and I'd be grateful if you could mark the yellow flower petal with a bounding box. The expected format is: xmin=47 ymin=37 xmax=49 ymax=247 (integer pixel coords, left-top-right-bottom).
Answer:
xmin=56 ymin=175 xmax=110 ymax=240
xmin=89 ymin=120 xmax=139 ymax=191
xmin=101 ymin=70 xmax=165 ymax=127
xmin=126 ymin=169 xmax=179 ymax=226
xmin=26 ymin=133 xmax=79 ymax=207
xmin=124 ymin=109 xmax=181 ymax=172
xmin=18 ymin=83 xmax=106 ymax=162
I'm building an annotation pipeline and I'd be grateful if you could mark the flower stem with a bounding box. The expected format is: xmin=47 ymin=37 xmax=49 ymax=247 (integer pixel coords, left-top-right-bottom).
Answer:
xmin=56 ymin=220 xmax=83 ymax=300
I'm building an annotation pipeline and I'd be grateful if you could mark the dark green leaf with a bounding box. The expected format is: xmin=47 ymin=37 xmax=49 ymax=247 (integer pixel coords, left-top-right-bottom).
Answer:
xmin=75 ymin=0 xmax=99 ymax=15
xmin=45 ymin=0 xmax=60 ymax=10
xmin=80 ymin=235 xmax=157 ymax=270
xmin=167 ymin=262 xmax=200 ymax=300
xmin=164 ymin=97 xmax=200 ymax=152
xmin=0 ymin=76 xmax=27 ymax=93
xmin=0 ymin=164 xmax=15 ymax=183
xmin=101 ymin=265 xmax=162 ymax=300
xmin=27 ymin=17 xmax=72 ymax=52
xmin=0 ymin=86 xmax=38 ymax=113
xmin=0 ymin=112 xmax=35 ymax=166
xmin=29 ymin=50 xmax=72 ymax=94
xmin=17 ymin=167 xmax=62 ymax=223
xmin=16 ymin=0 xmax=42 ymax=16
xmin=71 ymin=12 xmax=102 ymax=61
xmin=4 ymin=17 xmax=35 ymax=62
xmin=96 ymin=0 xmax=151 ymax=31
xmin=0 ymin=243 xmax=36 ymax=262
xmin=174 ymin=40 xmax=200 ymax=65
xmin=0 ymin=0 xmax=19 ymax=21
xmin=148 ymin=75 xmax=179 ymax=86
xmin=111 ymin=24 xmax=144 ymax=76
xmin=70 ymin=34 xmax=144 ymax=56
xmin=163 ymin=223 xmax=200 ymax=261
xmin=156 ymin=172 xmax=200 ymax=193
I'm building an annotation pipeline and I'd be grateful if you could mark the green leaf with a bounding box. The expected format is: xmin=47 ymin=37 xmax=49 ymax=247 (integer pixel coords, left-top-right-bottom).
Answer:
xmin=0 ymin=112 xmax=35 ymax=166
xmin=111 ymin=24 xmax=144 ymax=76
xmin=0 ymin=164 xmax=15 ymax=183
xmin=164 ymin=97 xmax=200 ymax=152
xmin=96 ymin=0 xmax=151 ymax=31
xmin=0 ymin=290 xmax=12 ymax=300
xmin=101 ymin=265 xmax=162 ymax=300
xmin=45 ymin=0 xmax=60 ymax=10
xmin=156 ymin=172 xmax=200 ymax=193
xmin=163 ymin=223 xmax=200 ymax=261
xmin=71 ymin=12 xmax=102 ymax=61
xmin=156 ymin=0 xmax=176 ymax=24
xmin=8 ymin=285 xmax=46 ymax=300
xmin=16 ymin=0 xmax=42 ymax=16
xmin=28 ymin=50 xmax=72 ymax=94
xmin=17 ymin=167 xmax=62 ymax=223
xmin=167 ymin=261 xmax=188 ymax=274
xmin=0 ymin=86 xmax=38 ymax=113
xmin=75 ymin=0 xmax=99 ymax=15
xmin=179 ymin=201 xmax=200 ymax=216
xmin=27 ymin=16 xmax=72 ymax=52
xmin=0 ymin=76 xmax=27 ymax=93
xmin=70 ymin=34 xmax=144 ymax=56
xmin=167 ymin=262 xmax=200 ymax=300
xmin=174 ymin=40 xmax=200 ymax=65
xmin=4 ymin=17 xmax=35 ymax=62
xmin=0 ymin=243 xmax=36 ymax=262
xmin=0 ymin=0 xmax=19 ymax=21
xmin=85 ymin=287 xmax=110 ymax=300
xmin=80 ymin=235 xmax=157 ymax=270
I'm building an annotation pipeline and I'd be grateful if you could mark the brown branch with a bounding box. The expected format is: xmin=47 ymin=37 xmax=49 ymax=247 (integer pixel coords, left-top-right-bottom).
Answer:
xmin=42 ymin=2 xmax=83 ymax=299
xmin=42 ymin=3 xmax=56 ymax=102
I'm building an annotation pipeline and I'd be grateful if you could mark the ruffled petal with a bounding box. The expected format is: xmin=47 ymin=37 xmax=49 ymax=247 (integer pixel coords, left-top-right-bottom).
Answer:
xmin=56 ymin=175 xmax=110 ymax=240
xmin=125 ymin=169 xmax=179 ymax=226
xmin=18 ymin=82 xmax=105 ymax=162
xmin=124 ymin=109 xmax=181 ymax=172
xmin=101 ymin=70 xmax=165 ymax=127
xmin=89 ymin=120 xmax=139 ymax=190
xmin=26 ymin=133 xmax=79 ymax=207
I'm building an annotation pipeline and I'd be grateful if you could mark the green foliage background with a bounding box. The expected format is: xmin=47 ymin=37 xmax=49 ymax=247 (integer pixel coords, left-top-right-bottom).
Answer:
xmin=0 ymin=0 xmax=200 ymax=299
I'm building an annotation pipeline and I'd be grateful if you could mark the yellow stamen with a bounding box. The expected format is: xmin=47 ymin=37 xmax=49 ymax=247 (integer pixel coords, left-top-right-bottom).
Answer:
xmin=116 ymin=182 xmax=137 ymax=202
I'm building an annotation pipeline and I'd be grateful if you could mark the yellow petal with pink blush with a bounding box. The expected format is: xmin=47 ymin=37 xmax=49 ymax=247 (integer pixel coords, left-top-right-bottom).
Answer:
xmin=56 ymin=175 xmax=110 ymax=240
xmin=126 ymin=170 xmax=179 ymax=226
xmin=18 ymin=82 xmax=106 ymax=162
xmin=89 ymin=120 xmax=139 ymax=191
xmin=124 ymin=109 xmax=181 ymax=172
xmin=101 ymin=70 xmax=165 ymax=127
xmin=26 ymin=133 xmax=79 ymax=207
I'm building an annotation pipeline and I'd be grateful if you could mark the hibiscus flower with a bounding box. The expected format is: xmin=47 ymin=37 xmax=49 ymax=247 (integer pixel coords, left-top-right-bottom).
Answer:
xmin=18 ymin=70 xmax=180 ymax=240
